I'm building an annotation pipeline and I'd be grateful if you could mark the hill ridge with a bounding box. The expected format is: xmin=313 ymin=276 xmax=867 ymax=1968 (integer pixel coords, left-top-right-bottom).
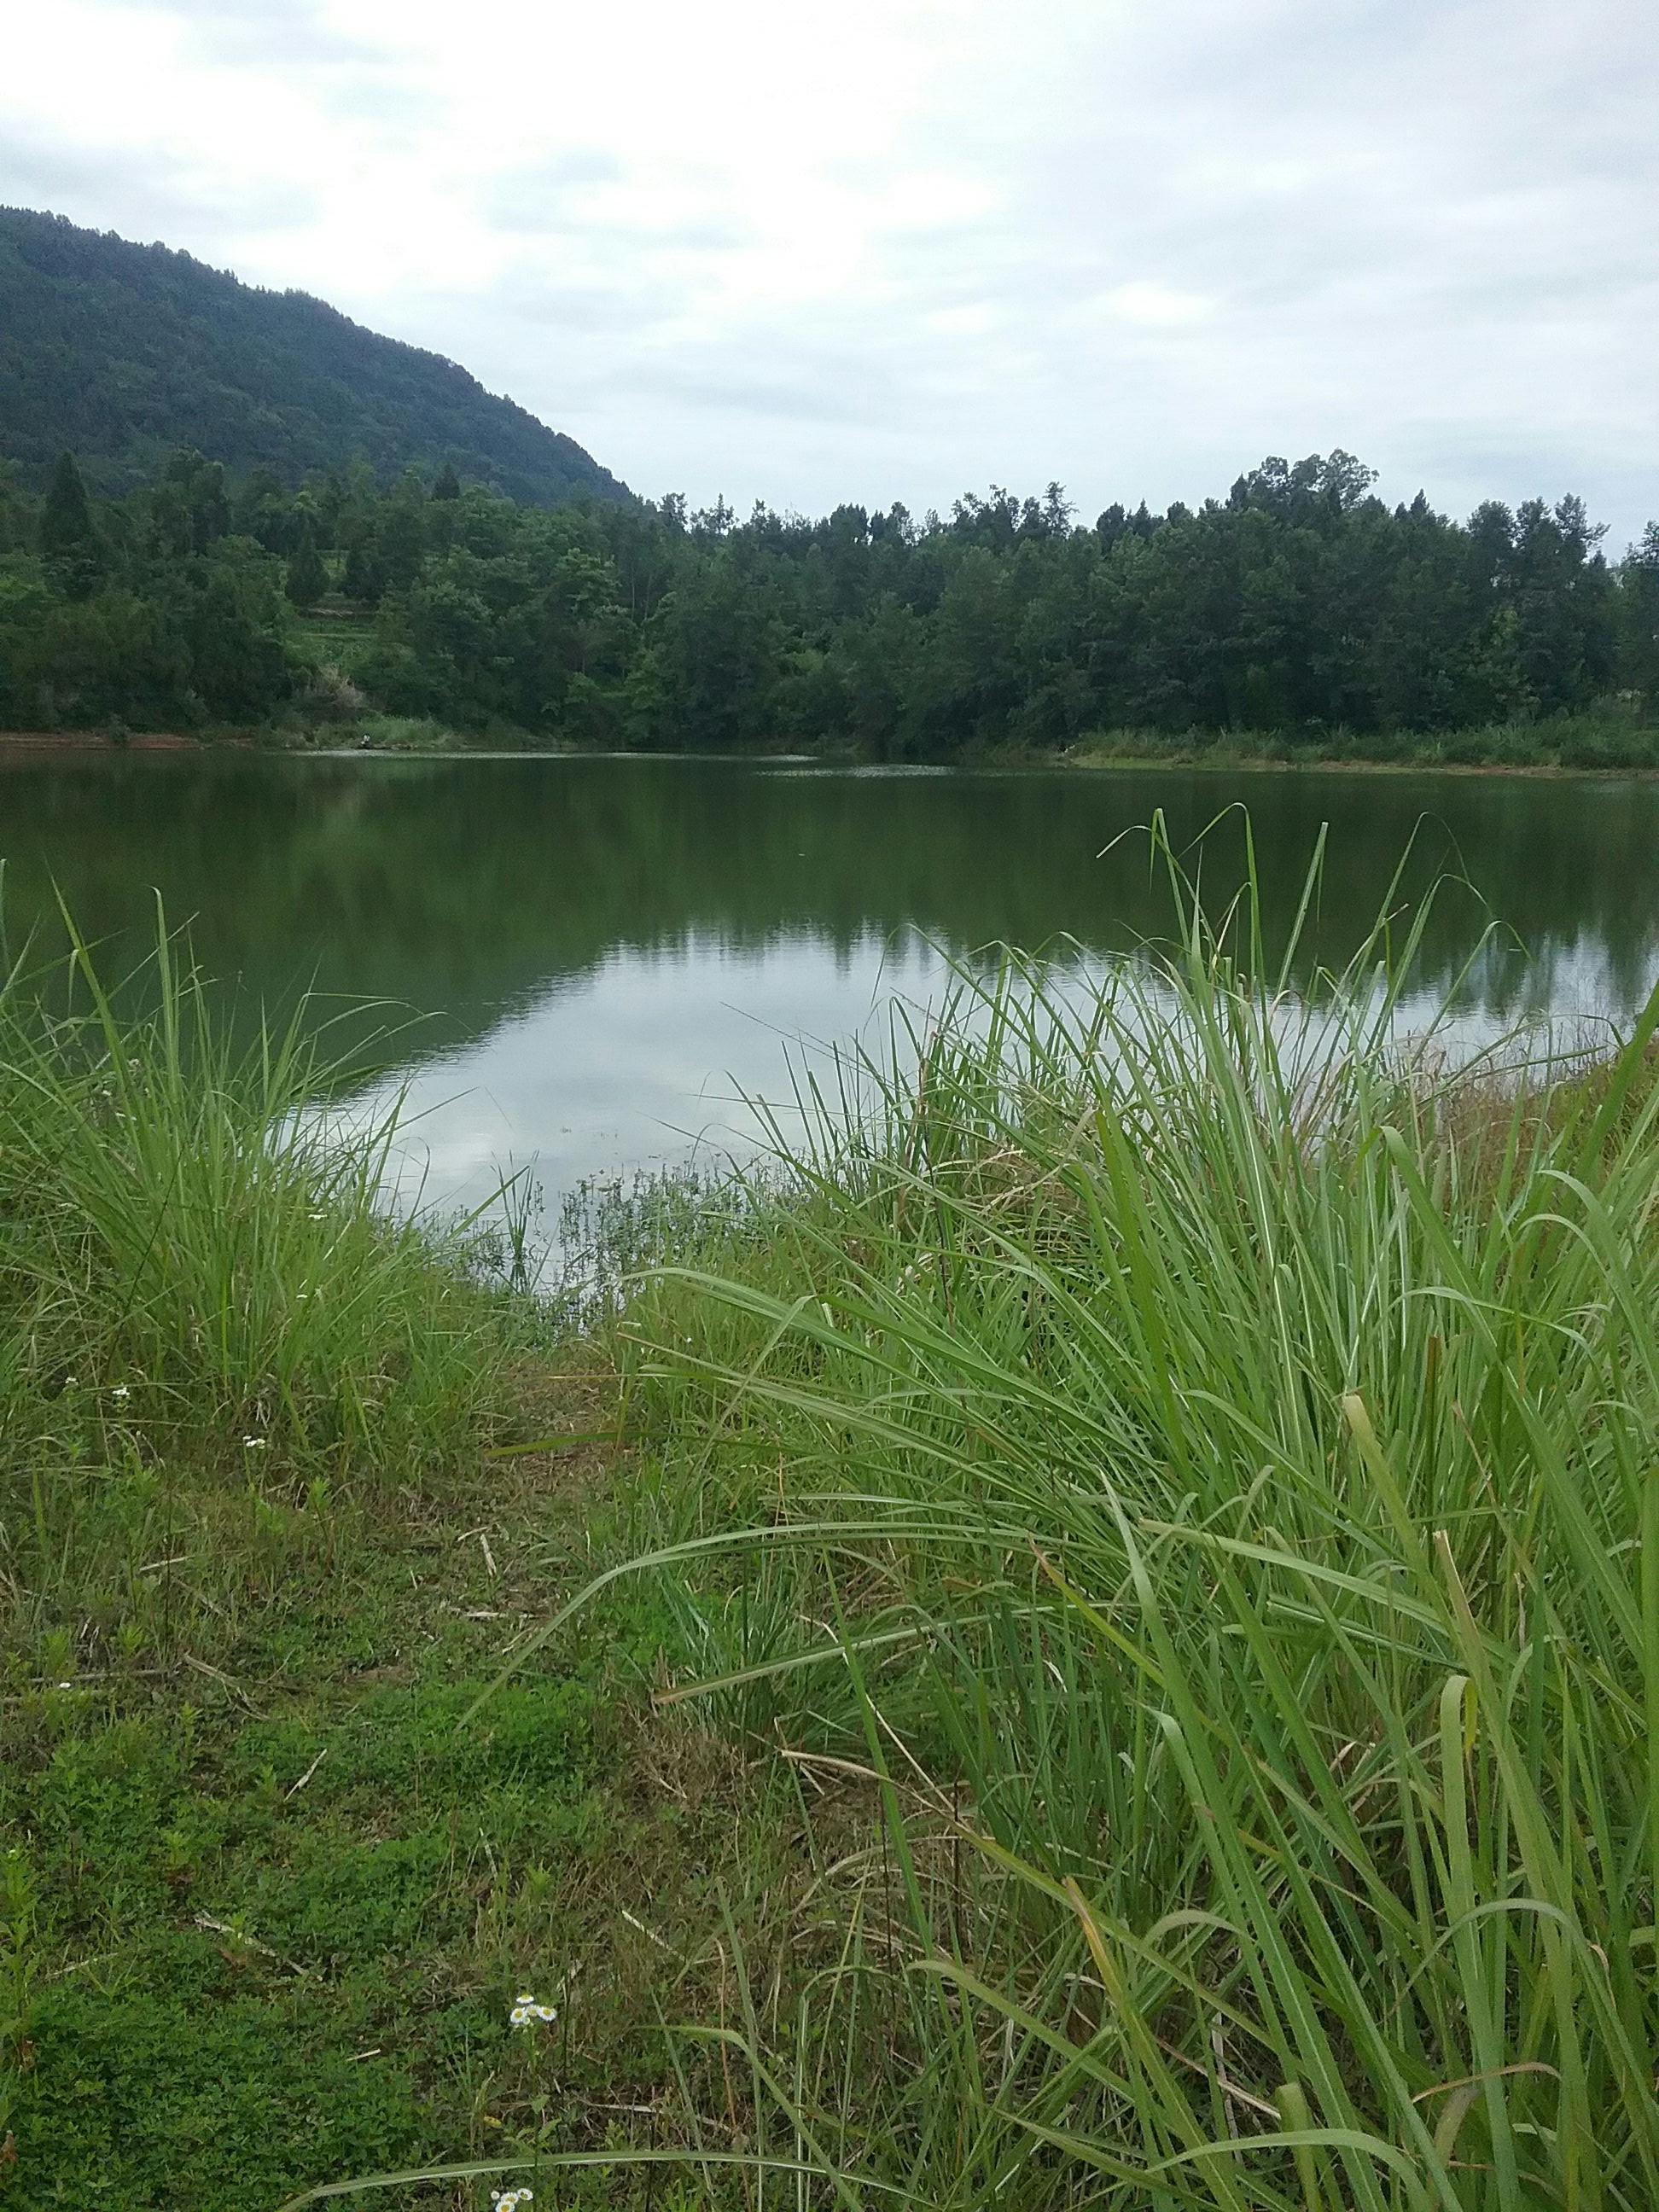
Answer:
xmin=0 ymin=206 xmax=627 ymax=506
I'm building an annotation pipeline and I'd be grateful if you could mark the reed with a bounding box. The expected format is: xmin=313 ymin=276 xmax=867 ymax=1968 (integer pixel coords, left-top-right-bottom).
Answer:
xmin=0 ymin=895 xmax=511 ymax=1505
xmin=584 ymin=823 xmax=1659 ymax=2209
xmin=34 ymin=830 xmax=1656 ymax=2210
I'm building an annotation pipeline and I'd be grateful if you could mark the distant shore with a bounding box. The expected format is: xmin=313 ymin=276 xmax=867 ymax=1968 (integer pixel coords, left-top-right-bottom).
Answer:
xmin=4 ymin=723 xmax=1659 ymax=778
xmin=1035 ymin=744 xmax=1659 ymax=781
xmin=0 ymin=731 xmax=254 ymax=754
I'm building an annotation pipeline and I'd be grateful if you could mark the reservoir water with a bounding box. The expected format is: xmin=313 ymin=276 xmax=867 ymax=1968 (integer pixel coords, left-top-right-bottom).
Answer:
xmin=3 ymin=749 xmax=1656 ymax=1237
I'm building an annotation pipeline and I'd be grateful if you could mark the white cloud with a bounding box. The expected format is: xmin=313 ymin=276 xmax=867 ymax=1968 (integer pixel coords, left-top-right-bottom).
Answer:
xmin=2 ymin=0 xmax=1655 ymax=543
xmin=1103 ymin=283 xmax=1214 ymax=329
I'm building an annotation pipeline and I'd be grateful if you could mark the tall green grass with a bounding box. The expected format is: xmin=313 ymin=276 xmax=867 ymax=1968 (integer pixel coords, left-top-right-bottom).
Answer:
xmin=573 ymin=826 xmax=1659 ymax=2209
xmin=0 ymin=904 xmax=537 ymax=2187
xmin=0 ymin=897 xmax=512 ymax=1497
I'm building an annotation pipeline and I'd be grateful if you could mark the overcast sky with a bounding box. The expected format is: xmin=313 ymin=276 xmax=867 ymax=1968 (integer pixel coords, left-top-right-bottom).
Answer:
xmin=4 ymin=0 xmax=1656 ymax=544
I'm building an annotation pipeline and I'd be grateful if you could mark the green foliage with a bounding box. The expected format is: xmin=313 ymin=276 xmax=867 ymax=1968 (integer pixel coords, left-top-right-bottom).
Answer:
xmin=329 ymin=461 xmax=1649 ymax=755
xmin=0 ymin=207 xmax=626 ymax=506
xmin=0 ymin=459 xmax=296 ymax=729
xmin=0 ymin=1187 xmax=764 ymax=2209
xmin=2 ymin=428 xmax=1655 ymax=754
xmin=1622 ymin=521 xmax=1659 ymax=698
xmin=1 ymin=203 xmax=1653 ymax=758
xmin=0 ymin=909 xmax=754 ymax=2205
xmin=0 ymin=1512 xmax=635 ymax=2209
xmin=0 ymin=904 xmax=512 ymax=1481
xmin=316 ymin=458 xmax=1653 ymax=754
xmin=39 ymin=449 xmax=95 ymax=569
xmin=17 ymin=831 xmax=1659 ymax=2203
xmin=584 ymin=833 xmax=1659 ymax=2205
xmin=284 ymin=517 xmax=328 ymax=610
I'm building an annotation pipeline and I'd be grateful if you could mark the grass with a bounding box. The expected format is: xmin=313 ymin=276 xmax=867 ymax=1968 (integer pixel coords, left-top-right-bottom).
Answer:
xmin=0 ymin=1400 xmax=782 ymax=2211
xmin=8 ymin=830 xmax=1659 ymax=2207
xmin=0 ymin=899 xmax=507 ymax=1481
xmin=1 ymin=1424 xmax=806 ymax=2206
xmin=0 ymin=913 xmax=776 ymax=2208
xmin=1062 ymin=701 xmax=1659 ymax=771
xmin=550 ymin=824 xmax=1659 ymax=2209
xmin=260 ymin=667 xmax=1659 ymax=772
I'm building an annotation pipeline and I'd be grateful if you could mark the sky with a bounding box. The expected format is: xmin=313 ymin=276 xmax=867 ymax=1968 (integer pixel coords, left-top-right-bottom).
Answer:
xmin=3 ymin=0 xmax=1656 ymax=544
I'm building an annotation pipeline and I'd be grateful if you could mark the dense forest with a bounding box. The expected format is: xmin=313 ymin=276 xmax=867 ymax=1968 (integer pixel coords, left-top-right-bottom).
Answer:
xmin=0 ymin=208 xmax=624 ymax=505
xmin=2 ymin=441 xmax=1656 ymax=760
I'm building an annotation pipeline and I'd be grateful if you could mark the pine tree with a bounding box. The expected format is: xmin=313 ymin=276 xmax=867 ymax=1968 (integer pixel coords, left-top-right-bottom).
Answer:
xmin=342 ymin=544 xmax=387 ymax=605
xmin=285 ymin=518 xmax=328 ymax=609
xmin=432 ymin=463 xmax=462 ymax=502
xmin=40 ymin=450 xmax=94 ymax=562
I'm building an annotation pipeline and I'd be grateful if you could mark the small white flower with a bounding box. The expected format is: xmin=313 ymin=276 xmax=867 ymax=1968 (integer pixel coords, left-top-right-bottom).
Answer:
xmin=110 ymin=1384 xmax=131 ymax=1401
xmin=491 ymin=2192 xmax=534 ymax=2209
xmin=509 ymin=1991 xmax=557 ymax=2027
xmin=243 ymin=1435 xmax=268 ymax=1450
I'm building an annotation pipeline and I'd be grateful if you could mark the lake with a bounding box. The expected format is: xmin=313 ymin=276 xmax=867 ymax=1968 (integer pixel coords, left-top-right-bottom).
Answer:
xmin=3 ymin=750 xmax=1656 ymax=1241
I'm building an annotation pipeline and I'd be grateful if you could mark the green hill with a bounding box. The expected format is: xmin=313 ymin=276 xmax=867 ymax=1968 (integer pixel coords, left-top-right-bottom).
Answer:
xmin=0 ymin=207 xmax=627 ymax=505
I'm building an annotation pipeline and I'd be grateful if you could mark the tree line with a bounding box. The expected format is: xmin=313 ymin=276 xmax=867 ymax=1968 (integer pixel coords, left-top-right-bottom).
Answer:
xmin=3 ymin=445 xmax=1657 ymax=758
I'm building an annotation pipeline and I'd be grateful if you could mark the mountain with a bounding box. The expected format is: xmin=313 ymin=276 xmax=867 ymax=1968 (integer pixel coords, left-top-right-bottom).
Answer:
xmin=0 ymin=207 xmax=627 ymax=505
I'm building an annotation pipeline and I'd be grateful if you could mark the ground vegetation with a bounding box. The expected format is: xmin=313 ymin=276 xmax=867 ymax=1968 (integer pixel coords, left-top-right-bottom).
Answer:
xmin=6 ymin=846 xmax=1659 ymax=2207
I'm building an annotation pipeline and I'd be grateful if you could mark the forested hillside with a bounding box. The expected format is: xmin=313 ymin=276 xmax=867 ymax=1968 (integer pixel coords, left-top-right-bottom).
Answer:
xmin=2 ymin=443 xmax=1656 ymax=760
xmin=0 ymin=207 xmax=625 ymax=505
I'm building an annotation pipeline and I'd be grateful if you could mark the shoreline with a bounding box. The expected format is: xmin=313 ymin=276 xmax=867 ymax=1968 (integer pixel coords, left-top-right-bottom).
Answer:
xmin=3 ymin=727 xmax=1658 ymax=781
xmin=1040 ymin=748 xmax=1659 ymax=781
xmin=6 ymin=935 xmax=1650 ymax=2203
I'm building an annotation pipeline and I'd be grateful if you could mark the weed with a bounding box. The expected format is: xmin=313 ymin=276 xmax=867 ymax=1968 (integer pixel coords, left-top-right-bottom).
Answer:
xmin=538 ymin=821 xmax=1659 ymax=2206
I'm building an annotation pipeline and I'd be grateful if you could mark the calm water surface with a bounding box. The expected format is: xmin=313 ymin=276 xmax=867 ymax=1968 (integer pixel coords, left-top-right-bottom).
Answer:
xmin=3 ymin=752 xmax=1656 ymax=1235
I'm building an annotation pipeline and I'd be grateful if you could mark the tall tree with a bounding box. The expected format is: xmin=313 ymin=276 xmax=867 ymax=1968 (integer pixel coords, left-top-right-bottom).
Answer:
xmin=1621 ymin=522 xmax=1659 ymax=698
xmin=285 ymin=517 xmax=328 ymax=609
xmin=40 ymin=449 xmax=95 ymax=564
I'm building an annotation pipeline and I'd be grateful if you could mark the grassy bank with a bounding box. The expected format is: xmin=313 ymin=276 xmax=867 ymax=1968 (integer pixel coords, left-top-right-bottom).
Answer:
xmin=0 ymin=923 xmax=758 ymax=2207
xmin=580 ymin=845 xmax=1659 ymax=2209
xmin=8 ymin=700 xmax=1659 ymax=772
xmin=7 ymin=848 xmax=1659 ymax=2207
xmin=287 ymin=700 xmax=1659 ymax=771
xmin=1056 ymin=701 xmax=1659 ymax=773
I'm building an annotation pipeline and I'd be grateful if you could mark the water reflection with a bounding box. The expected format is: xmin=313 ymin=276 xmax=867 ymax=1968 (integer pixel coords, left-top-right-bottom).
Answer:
xmin=3 ymin=752 xmax=1657 ymax=1225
